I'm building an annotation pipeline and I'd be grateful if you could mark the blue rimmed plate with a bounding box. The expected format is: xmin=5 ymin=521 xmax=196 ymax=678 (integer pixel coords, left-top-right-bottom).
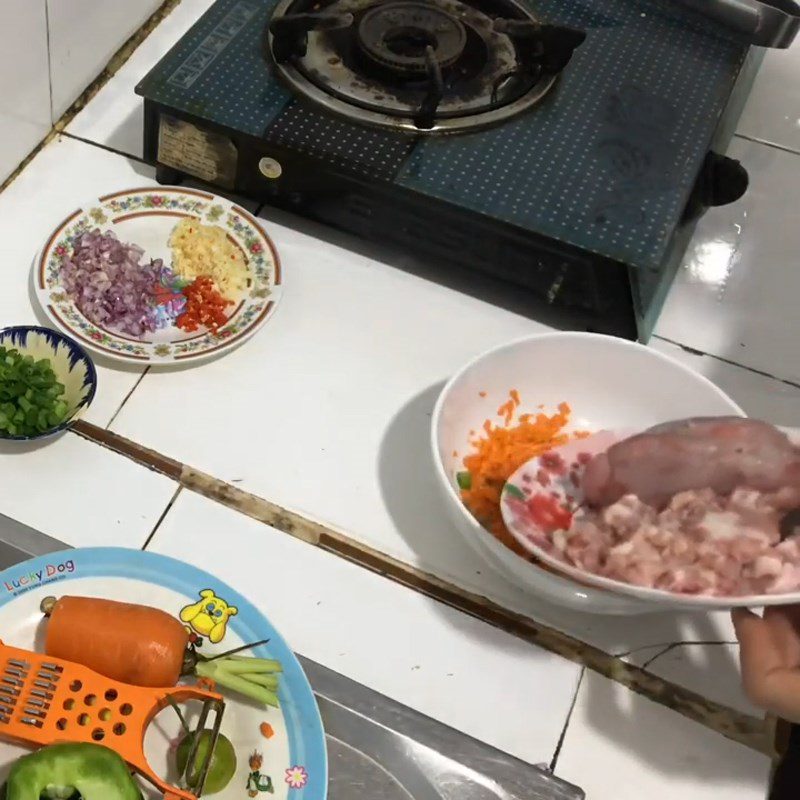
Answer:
xmin=0 ymin=547 xmax=327 ymax=800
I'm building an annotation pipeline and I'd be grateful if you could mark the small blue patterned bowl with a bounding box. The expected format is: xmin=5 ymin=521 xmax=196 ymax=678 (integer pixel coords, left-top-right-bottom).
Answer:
xmin=0 ymin=326 xmax=97 ymax=441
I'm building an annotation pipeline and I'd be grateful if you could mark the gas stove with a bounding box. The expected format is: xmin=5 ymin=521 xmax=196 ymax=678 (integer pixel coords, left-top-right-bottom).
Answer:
xmin=136 ymin=0 xmax=793 ymax=339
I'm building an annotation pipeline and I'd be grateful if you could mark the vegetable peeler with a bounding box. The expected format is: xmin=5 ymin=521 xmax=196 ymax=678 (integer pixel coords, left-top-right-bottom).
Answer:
xmin=0 ymin=639 xmax=225 ymax=800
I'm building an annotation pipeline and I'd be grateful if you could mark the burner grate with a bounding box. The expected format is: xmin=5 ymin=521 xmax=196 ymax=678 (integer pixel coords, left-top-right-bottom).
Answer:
xmin=266 ymin=0 xmax=585 ymax=133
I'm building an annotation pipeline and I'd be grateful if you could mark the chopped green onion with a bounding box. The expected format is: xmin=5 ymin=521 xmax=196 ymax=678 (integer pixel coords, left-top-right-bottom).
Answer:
xmin=0 ymin=347 xmax=69 ymax=437
xmin=504 ymin=483 xmax=526 ymax=500
xmin=456 ymin=471 xmax=472 ymax=490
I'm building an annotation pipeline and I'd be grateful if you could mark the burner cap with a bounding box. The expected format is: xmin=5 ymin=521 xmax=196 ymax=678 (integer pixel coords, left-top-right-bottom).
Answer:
xmin=357 ymin=2 xmax=467 ymax=75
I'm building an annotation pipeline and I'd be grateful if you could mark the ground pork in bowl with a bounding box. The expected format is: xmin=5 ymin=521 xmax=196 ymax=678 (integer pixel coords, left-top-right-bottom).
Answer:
xmin=430 ymin=332 xmax=744 ymax=615
xmin=501 ymin=417 xmax=800 ymax=609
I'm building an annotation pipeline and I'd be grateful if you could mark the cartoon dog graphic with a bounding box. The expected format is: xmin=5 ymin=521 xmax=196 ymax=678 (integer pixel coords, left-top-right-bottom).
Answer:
xmin=180 ymin=589 xmax=237 ymax=644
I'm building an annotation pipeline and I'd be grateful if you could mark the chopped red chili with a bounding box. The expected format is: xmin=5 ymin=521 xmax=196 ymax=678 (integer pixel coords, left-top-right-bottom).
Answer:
xmin=175 ymin=276 xmax=232 ymax=334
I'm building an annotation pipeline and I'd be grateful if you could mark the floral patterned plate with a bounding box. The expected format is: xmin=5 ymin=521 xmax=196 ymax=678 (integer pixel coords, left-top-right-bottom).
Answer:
xmin=33 ymin=187 xmax=282 ymax=365
xmin=0 ymin=547 xmax=327 ymax=800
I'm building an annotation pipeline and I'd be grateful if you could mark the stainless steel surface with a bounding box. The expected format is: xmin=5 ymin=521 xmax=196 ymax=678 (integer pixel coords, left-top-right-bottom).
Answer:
xmin=0 ymin=514 xmax=70 ymax=569
xmin=0 ymin=520 xmax=583 ymax=799
xmin=302 ymin=656 xmax=584 ymax=800
xmin=676 ymin=0 xmax=800 ymax=47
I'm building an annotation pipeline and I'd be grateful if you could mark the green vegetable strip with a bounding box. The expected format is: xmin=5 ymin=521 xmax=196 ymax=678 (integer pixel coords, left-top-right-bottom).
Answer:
xmin=235 ymin=672 xmax=279 ymax=690
xmin=227 ymin=655 xmax=283 ymax=669
xmin=196 ymin=658 xmax=281 ymax=708
xmin=216 ymin=657 xmax=282 ymax=674
xmin=504 ymin=483 xmax=526 ymax=500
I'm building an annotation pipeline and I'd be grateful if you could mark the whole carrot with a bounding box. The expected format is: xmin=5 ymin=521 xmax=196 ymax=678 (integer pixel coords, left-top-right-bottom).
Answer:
xmin=42 ymin=596 xmax=281 ymax=706
xmin=45 ymin=595 xmax=188 ymax=688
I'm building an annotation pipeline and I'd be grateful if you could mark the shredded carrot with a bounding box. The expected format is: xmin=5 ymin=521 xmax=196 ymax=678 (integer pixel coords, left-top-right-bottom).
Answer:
xmin=260 ymin=722 xmax=275 ymax=739
xmin=460 ymin=391 xmax=572 ymax=556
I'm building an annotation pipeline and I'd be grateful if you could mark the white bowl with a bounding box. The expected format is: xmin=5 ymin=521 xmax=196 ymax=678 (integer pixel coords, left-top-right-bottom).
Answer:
xmin=430 ymin=332 xmax=744 ymax=615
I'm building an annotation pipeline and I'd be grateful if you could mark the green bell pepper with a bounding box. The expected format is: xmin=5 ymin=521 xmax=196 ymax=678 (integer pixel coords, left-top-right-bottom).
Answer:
xmin=6 ymin=743 xmax=142 ymax=800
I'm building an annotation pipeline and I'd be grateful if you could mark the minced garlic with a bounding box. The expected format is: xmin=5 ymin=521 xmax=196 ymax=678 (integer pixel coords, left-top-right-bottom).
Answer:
xmin=169 ymin=218 xmax=249 ymax=299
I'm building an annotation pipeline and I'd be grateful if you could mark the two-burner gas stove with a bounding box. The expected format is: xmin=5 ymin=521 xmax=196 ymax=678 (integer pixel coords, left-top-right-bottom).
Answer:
xmin=136 ymin=0 xmax=799 ymax=339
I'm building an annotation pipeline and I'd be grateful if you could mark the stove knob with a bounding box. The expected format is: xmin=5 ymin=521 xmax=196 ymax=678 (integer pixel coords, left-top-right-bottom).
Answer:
xmin=259 ymin=157 xmax=283 ymax=180
xmin=683 ymin=152 xmax=748 ymax=222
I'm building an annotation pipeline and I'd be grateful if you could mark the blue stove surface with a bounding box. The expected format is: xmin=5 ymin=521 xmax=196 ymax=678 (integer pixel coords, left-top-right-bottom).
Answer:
xmin=137 ymin=0 xmax=748 ymax=271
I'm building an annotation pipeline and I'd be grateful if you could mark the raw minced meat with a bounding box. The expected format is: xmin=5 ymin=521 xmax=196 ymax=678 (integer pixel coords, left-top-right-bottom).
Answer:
xmin=546 ymin=488 xmax=800 ymax=596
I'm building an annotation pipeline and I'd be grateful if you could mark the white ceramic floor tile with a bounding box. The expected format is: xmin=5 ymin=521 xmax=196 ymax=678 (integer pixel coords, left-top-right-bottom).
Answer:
xmin=47 ymin=0 xmax=163 ymax=120
xmin=0 ymin=134 xmax=258 ymax=426
xmin=737 ymin=44 xmax=800 ymax=154
xmin=109 ymin=210 xmax=549 ymax=551
xmin=0 ymin=0 xmax=51 ymax=182
xmin=630 ymin=641 xmax=758 ymax=718
xmin=655 ymin=136 xmax=800 ymax=385
xmin=556 ymin=672 xmax=770 ymax=800
xmin=67 ymin=0 xmax=216 ymax=157
xmin=147 ymin=490 xmax=581 ymax=765
xmin=0 ymin=431 xmax=176 ymax=548
xmin=0 ymin=136 xmax=158 ymax=426
xmin=107 ymin=205 xmax=800 ymax=708
xmin=620 ymin=612 xmax=758 ymax=718
xmin=650 ymin=339 xmax=800 ymax=427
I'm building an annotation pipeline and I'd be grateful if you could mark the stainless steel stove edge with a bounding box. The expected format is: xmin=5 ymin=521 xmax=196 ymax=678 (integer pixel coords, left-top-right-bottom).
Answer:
xmin=0 ymin=514 xmax=70 ymax=570
xmin=303 ymin=655 xmax=585 ymax=799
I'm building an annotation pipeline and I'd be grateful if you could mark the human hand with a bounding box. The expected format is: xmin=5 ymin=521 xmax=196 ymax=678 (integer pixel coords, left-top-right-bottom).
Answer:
xmin=733 ymin=606 xmax=800 ymax=722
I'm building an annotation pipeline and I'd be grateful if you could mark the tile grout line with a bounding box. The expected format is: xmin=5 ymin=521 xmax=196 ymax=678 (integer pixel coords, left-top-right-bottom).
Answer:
xmin=734 ymin=132 xmax=800 ymax=159
xmin=141 ymin=485 xmax=183 ymax=550
xmin=612 ymin=639 xmax=735 ymax=659
xmin=67 ymin=418 xmax=774 ymax=758
xmin=640 ymin=640 xmax=740 ymax=670
xmin=61 ymin=132 xmax=149 ymax=166
xmin=43 ymin=0 xmax=55 ymax=125
xmin=105 ymin=366 xmax=150 ymax=430
xmin=549 ymin=667 xmax=585 ymax=773
xmin=653 ymin=334 xmax=800 ymax=390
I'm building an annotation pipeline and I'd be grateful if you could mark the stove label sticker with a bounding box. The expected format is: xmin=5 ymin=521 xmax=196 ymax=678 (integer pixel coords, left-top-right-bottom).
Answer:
xmin=167 ymin=1 xmax=258 ymax=90
xmin=158 ymin=115 xmax=238 ymax=188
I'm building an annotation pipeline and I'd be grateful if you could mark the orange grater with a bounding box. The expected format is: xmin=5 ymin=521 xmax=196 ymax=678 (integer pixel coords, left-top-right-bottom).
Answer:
xmin=0 ymin=639 xmax=225 ymax=800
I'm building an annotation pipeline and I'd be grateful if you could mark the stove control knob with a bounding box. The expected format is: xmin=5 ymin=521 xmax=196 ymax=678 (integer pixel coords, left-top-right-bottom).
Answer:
xmin=259 ymin=157 xmax=283 ymax=180
xmin=683 ymin=152 xmax=748 ymax=222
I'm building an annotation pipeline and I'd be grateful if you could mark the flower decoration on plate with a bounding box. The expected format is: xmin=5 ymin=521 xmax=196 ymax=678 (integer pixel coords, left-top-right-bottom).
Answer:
xmin=207 ymin=204 xmax=225 ymax=222
xmin=285 ymin=766 xmax=309 ymax=789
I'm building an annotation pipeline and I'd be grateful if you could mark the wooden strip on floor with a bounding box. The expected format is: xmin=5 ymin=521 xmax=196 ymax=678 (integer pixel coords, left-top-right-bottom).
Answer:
xmin=71 ymin=418 xmax=774 ymax=756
